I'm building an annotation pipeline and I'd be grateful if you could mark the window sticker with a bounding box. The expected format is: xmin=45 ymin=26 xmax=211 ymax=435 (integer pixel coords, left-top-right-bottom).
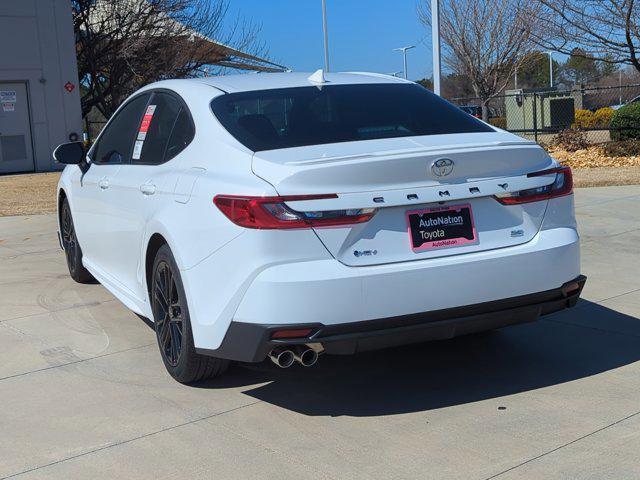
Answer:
xmin=133 ymin=104 xmax=156 ymax=159
xmin=132 ymin=140 xmax=144 ymax=160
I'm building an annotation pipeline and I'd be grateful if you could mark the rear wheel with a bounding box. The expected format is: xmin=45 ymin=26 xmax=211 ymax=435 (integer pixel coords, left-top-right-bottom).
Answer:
xmin=60 ymin=198 xmax=94 ymax=283
xmin=151 ymin=244 xmax=229 ymax=383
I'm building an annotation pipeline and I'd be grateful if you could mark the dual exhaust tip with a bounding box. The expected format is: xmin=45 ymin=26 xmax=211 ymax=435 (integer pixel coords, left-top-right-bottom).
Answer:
xmin=268 ymin=346 xmax=318 ymax=368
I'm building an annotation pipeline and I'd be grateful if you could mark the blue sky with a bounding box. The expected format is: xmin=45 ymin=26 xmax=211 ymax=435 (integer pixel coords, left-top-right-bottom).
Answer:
xmin=225 ymin=0 xmax=432 ymax=80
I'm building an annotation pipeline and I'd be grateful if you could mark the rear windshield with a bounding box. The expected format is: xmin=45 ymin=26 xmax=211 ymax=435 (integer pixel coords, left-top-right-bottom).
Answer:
xmin=210 ymin=83 xmax=494 ymax=151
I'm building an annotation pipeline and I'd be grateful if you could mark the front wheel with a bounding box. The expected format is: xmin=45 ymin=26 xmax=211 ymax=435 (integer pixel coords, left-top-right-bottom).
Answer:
xmin=151 ymin=244 xmax=229 ymax=383
xmin=60 ymin=198 xmax=94 ymax=283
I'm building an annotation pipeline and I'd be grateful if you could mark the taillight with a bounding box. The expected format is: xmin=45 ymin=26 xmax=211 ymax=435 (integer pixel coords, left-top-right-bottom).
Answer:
xmin=271 ymin=328 xmax=315 ymax=339
xmin=494 ymin=166 xmax=573 ymax=205
xmin=213 ymin=194 xmax=377 ymax=229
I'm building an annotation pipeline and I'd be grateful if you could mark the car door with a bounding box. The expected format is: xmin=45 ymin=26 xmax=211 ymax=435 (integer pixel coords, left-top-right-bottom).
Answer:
xmin=72 ymin=93 xmax=151 ymax=277
xmin=105 ymin=91 xmax=195 ymax=301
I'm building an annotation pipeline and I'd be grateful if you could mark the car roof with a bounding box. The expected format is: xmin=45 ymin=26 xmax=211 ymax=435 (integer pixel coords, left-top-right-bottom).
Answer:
xmin=147 ymin=71 xmax=413 ymax=94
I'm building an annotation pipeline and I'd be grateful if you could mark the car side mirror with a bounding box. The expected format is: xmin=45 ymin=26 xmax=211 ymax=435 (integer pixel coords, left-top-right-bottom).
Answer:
xmin=53 ymin=142 xmax=85 ymax=165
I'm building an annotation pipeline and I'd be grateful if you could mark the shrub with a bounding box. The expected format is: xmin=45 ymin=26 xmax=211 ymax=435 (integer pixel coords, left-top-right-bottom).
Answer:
xmin=610 ymin=102 xmax=640 ymax=141
xmin=489 ymin=117 xmax=506 ymax=130
xmin=573 ymin=109 xmax=596 ymax=129
xmin=551 ymin=129 xmax=589 ymax=152
xmin=602 ymin=140 xmax=640 ymax=157
xmin=593 ymin=107 xmax=614 ymax=128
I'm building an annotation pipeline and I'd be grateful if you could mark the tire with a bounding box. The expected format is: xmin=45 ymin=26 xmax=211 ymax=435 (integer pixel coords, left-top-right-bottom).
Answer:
xmin=60 ymin=198 xmax=94 ymax=284
xmin=151 ymin=244 xmax=229 ymax=383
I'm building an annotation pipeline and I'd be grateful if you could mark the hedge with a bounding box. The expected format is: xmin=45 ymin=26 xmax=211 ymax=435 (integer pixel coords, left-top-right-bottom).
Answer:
xmin=573 ymin=109 xmax=596 ymax=129
xmin=610 ymin=102 xmax=640 ymax=141
xmin=593 ymin=107 xmax=614 ymax=128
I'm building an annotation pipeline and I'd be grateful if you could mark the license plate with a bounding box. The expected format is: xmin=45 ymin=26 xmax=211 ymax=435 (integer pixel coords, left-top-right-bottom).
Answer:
xmin=406 ymin=204 xmax=478 ymax=252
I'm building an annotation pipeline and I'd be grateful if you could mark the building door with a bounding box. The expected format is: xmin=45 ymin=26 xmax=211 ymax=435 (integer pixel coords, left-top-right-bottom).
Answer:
xmin=0 ymin=82 xmax=34 ymax=174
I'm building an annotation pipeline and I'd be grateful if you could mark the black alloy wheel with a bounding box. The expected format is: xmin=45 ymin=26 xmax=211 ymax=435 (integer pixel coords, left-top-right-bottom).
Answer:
xmin=151 ymin=244 xmax=229 ymax=383
xmin=153 ymin=260 xmax=185 ymax=367
xmin=60 ymin=198 xmax=93 ymax=283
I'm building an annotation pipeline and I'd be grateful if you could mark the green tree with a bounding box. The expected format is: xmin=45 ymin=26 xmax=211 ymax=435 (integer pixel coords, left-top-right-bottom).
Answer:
xmin=516 ymin=51 xmax=556 ymax=89
xmin=599 ymin=55 xmax=619 ymax=79
xmin=561 ymin=48 xmax=602 ymax=86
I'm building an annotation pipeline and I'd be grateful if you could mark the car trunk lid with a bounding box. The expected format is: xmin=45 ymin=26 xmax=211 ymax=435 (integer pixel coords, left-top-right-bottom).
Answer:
xmin=252 ymin=133 xmax=556 ymax=266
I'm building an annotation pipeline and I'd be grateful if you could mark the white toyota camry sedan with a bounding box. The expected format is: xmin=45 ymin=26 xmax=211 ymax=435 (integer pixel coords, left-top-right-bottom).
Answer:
xmin=54 ymin=71 xmax=585 ymax=383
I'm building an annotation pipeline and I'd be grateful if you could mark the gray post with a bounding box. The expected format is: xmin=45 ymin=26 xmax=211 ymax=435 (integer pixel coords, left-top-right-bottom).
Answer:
xmin=403 ymin=50 xmax=408 ymax=80
xmin=619 ymin=69 xmax=623 ymax=105
xmin=394 ymin=46 xmax=416 ymax=80
xmin=432 ymin=0 xmax=441 ymax=95
xmin=533 ymin=93 xmax=538 ymax=143
xmin=322 ymin=0 xmax=330 ymax=72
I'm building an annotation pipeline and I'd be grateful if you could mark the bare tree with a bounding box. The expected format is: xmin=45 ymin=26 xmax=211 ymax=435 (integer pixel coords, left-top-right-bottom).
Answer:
xmin=418 ymin=0 xmax=540 ymax=120
xmin=73 ymin=0 xmax=281 ymax=119
xmin=536 ymin=1 xmax=640 ymax=73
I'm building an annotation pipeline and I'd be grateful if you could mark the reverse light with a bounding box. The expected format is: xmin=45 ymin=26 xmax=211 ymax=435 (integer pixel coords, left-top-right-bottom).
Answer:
xmin=213 ymin=194 xmax=377 ymax=229
xmin=494 ymin=166 xmax=573 ymax=205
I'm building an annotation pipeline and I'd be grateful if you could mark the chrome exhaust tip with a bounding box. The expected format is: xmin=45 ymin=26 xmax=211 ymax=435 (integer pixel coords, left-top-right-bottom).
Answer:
xmin=293 ymin=346 xmax=318 ymax=367
xmin=268 ymin=348 xmax=295 ymax=368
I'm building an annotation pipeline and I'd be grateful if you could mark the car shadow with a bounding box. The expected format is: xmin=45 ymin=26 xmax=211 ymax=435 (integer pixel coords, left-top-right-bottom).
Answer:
xmin=196 ymin=299 xmax=640 ymax=417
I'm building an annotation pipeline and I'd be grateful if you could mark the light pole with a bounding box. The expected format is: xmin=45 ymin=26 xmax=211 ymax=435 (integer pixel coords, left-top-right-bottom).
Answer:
xmin=394 ymin=46 xmax=415 ymax=80
xmin=547 ymin=51 xmax=554 ymax=88
xmin=431 ymin=0 xmax=442 ymax=95
xmin=321 ymin=0 xmax=330 ymax=72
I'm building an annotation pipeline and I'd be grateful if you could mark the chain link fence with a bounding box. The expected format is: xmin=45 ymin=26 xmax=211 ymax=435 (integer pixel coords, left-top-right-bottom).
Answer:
xmin=451 ymin=84 xmax=640 ymax=146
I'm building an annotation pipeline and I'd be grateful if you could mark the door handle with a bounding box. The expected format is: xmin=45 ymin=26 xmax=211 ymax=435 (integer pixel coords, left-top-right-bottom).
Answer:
xmin=98 ymin=178 xmax=110 ymax=190
xmin=140 ymin=183 xmax=157 ymax=196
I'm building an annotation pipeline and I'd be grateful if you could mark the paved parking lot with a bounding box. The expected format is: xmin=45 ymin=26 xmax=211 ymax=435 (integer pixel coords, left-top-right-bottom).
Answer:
xmin=1 ymin=185 xmax=639 ymax=479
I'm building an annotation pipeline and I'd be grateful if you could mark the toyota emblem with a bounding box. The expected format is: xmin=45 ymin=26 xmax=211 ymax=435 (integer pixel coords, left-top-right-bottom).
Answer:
xmin=431 ymin=158 xmax=454 ymax=177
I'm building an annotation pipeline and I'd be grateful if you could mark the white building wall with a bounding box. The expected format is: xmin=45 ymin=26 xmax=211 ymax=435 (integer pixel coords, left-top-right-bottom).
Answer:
xmin=0 ymin=0 xmax=82 ymax=173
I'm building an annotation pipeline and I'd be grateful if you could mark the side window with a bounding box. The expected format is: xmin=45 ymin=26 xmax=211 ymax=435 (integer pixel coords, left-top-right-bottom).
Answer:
xmin=165 ymin=108 xmax=195 ymax=161
xmin=92 ymin=94 xmax=150 ymax=164
xmin=134 ymin=92 xmax=192 ymax=165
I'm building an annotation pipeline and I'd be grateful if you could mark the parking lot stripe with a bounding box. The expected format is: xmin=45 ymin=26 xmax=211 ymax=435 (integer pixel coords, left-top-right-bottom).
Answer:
xmin=0 ymin=400 xmax=263 ymax=480
xmin=0 ymin=342 xmax=154 ymax=382
xmin=0 ymin=298 xmax=118 ymax=325
xmin=483 ymin=409 xmax=640 ymax=480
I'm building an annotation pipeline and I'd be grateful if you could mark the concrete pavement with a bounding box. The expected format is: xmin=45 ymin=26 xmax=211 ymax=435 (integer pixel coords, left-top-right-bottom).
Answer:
xmin=0 ymin=185 xmax=639 ymax=479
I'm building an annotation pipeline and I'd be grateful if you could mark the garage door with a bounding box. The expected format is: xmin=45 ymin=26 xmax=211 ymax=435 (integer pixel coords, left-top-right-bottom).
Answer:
xmin=0 ymin=82 xmax=34 ymax=173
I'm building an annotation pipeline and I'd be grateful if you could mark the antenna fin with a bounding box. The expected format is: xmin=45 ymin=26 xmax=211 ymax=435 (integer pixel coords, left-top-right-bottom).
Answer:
xmin=308 ymin=69 xmax=327 ymax=84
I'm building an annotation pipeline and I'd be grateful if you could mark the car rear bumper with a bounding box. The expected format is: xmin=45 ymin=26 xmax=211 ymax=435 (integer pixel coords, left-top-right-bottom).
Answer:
xmin=186 ymin=226 xmax=580 ymax=353
xmin=233 ymin=227 xmax=580 ymax=325
xmin=198 ymin=275 xmax=586 ymax=362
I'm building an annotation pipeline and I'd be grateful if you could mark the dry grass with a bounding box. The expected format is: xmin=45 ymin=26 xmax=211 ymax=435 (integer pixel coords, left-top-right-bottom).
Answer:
xmin=0 ymin=172 xmax=61 ymax=216
xmin=548 ymin=146 xmax=640 ymax=168
xmin=0 ymin=165 xmax=638 ymax=218
xmin=546 ymin=145 xmax=640 ymax=186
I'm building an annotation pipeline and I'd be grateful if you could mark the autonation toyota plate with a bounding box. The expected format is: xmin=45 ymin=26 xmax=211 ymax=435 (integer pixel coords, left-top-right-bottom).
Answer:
xmin=406 ymin=204 xmax=478 ymax=252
